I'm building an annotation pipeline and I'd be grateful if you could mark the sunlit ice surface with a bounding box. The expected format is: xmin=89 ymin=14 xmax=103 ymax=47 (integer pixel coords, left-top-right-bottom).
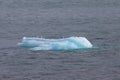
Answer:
xmin=18 ymin=37 xmax=93 ymax=51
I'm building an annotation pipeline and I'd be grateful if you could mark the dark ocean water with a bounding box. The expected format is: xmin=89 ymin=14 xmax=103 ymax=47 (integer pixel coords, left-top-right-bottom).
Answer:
xmin=0 ymin=0 xmax=120 ymax=80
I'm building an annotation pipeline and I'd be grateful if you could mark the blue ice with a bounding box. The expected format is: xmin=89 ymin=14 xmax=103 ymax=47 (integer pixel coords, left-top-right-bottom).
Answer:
xmin=18 ymin=37 xmax=93 ymax=51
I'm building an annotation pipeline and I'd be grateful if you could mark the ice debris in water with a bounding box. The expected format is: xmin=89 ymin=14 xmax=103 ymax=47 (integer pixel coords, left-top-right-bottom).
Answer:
xmin=18 ymin=37 xmax=93 ymax=51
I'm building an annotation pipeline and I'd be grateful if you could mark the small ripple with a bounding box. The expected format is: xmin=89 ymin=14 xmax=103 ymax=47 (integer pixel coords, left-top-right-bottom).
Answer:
xmin=0 ymin=47 xmax=19 ymax=50
xmin=95 ymin=37 xmax=105 ymax=40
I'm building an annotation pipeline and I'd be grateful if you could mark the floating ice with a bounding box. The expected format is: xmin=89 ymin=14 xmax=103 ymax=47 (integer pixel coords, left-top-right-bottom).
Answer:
xmin=18 ymin=37 xmax=93 ymax=51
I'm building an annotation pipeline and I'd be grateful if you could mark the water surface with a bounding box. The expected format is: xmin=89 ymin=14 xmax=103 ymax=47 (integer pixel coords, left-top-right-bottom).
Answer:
xmin=0 ymin=0 xmax=120 ymax=80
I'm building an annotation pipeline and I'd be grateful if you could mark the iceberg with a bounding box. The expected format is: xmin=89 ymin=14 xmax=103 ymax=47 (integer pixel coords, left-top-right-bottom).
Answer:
xmin=18 ymin=37 xmax=93 ymax=51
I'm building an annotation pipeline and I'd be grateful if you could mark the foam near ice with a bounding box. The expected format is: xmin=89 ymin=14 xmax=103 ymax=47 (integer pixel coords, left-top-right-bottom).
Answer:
xmin=18 ymin=37 xmax=93 ymax=51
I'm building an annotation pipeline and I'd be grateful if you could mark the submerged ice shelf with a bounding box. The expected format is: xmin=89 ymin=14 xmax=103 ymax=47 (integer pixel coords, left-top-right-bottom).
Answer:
xmin=18 ymin=37 xmax=93 ymax=51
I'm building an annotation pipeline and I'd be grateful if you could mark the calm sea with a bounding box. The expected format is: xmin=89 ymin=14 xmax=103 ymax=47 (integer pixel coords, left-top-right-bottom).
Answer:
xmin=0 ymin=0 xmax=120 ymax=80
